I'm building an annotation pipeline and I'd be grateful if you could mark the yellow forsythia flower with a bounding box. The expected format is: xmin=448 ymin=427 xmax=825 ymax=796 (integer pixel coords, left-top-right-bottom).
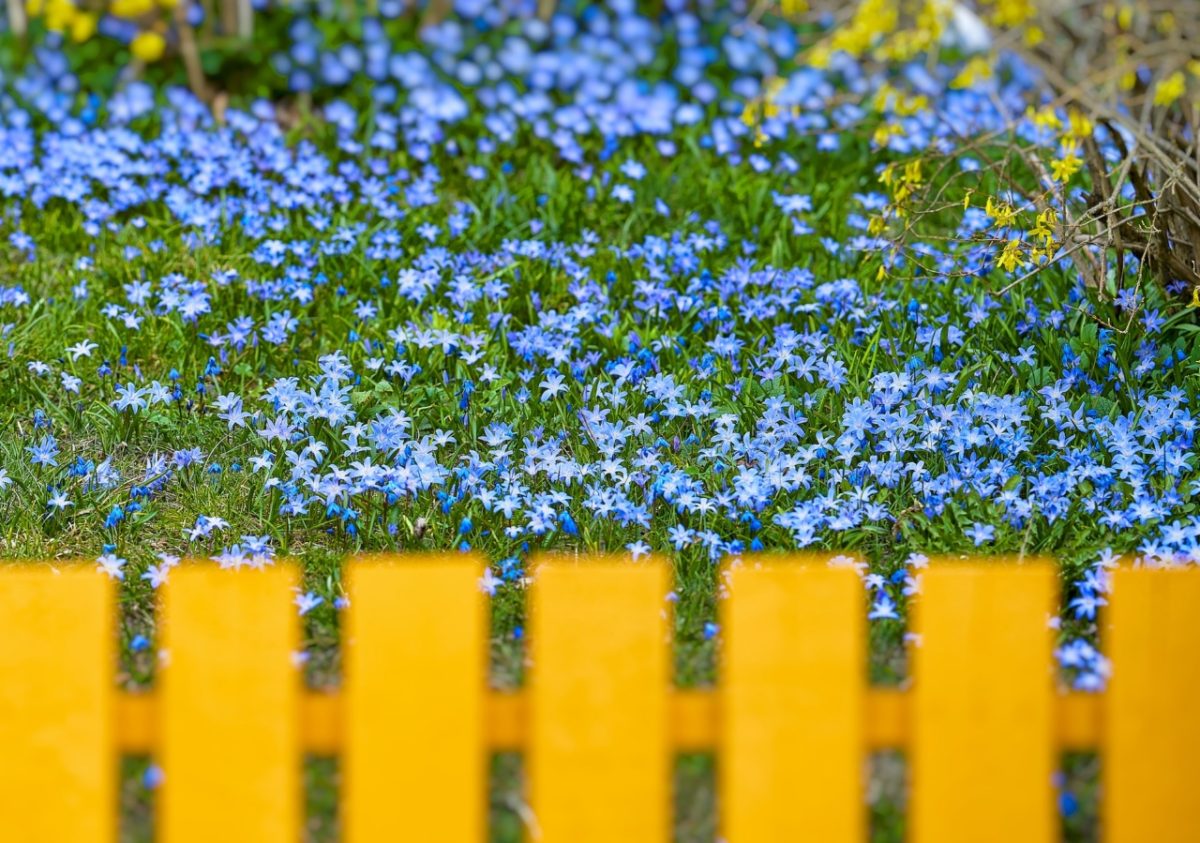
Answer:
xmin=1114 ymin=3 xmax=1133 ymax=30
xmin=873 ymin=123 xmax=902 ymax=147
xmin=951 ymin=57 xmax=993 ymax=90
xmin=1029 ymin=208 xmax=1057 ymax=249
xmin=70 ymin=10 xmax=96 ymax=41
xmin=130 ymin=30 xmax=166 ymax=62
xmin=985 ymin=196 xmax=1017 ymax=228
xmin=1051 ymin=157 xmax=1081 ymax=182
xmin=1029 ymin=106 xmax=1061 ymax=132
xmin=1154 ymin=72 xmax=1186 ymax=107
xmin=1066 ymin=109 xmax=1093 ymax=139
xmin=1051 ymin=140 xmax=1083 ymax=182
xmin=990 ymin=0 xmax=1035 ymax=27
xmin=997 ymin=239 xmax=1024 ymax=272
xmin=44 ymin=0 xmax=76 ymax=31
xmin=111 ymin=0 xmax=155 ymax=17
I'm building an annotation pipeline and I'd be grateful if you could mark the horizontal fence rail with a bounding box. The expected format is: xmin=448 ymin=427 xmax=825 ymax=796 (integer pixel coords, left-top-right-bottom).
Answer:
xmin=0 ymin=556 xmax=1197 ymax=842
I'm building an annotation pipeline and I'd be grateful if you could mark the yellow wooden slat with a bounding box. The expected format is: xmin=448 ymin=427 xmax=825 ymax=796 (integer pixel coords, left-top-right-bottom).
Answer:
xmin=672 ymin=689 xmax=716 ymax=750
xmin=867 ymin=689 xmax=906 ymax=749
xmin=0 ymin=565 xmax=114 ymax=843
xmin=344 ymin=555 xmax=487 ymax=842
xmin=1105 ymin=567 xmax=1200 ymax=843
xmin=1057 ymin=692 xmax=1101 ymax=751
xmin=302 ymin=691 xmax=340 ymax=754
xmin=113 ymin=686 xmax=1103 ymax=753
xmin=528 ymin=556 xmax=670 ymax=843
xmin=721 ymin=563 xmax=864 ymax=843
xmin=159 ymin=564 xmax=299 ymax=843
xmin=911 ymin=563 xmax=1056 ymax=843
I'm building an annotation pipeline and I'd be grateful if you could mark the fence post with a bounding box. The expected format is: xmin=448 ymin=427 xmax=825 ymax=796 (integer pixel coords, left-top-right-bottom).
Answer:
xmin=720 ymin=561 xmax=865 ymax=843
xmin=159 ymin=564 xmax=300 ymax=843
xmin=1105 ymin=567 xmax=1200 ymax=843
xmin=528 ymin=556 xmax=670 ymax=843
xmin=0 ymin=565 xmax=114 ymax=842
xmin=910 ymin=563 xmax=1056 ymax=843
xmin=344 ymin=555 xmax=487 ymax=842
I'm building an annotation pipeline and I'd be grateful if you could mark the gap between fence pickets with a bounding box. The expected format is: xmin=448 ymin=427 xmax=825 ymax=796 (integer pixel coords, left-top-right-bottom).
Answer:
xmin=115 ymin=688 xmax=1101 ymax=754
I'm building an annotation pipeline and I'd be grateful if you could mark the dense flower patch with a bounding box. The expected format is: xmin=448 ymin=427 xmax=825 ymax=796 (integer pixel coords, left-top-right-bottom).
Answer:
xmin=0 ymin=3 xmax=1196 ymax=695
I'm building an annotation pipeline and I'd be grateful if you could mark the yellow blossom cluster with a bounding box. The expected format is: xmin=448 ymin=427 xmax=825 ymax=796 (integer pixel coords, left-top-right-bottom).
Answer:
xmin=874 ymin=157 xmax=925 ymax=235
xmin=24 ymin=0 xmax=174 ymax=60
xmin=739 ymin=77 xmax=799 ymax=147
xmin=1099 ymin=3 xmax=1200 ymax=107
xmin=989 ymin=202 xmax=1058 ymax=274
xmin=25 ymin=0 xmax=96 ymax=42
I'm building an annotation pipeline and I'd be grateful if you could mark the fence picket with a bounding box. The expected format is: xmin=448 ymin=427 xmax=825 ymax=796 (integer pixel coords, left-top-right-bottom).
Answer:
xmin=0 ymin=557 xmax=1196 ymax=841
xmin=159 ymin=564 xmax=299 ymax=843
xmin=911 ymin=564 xmax=1056 ymax=843
xmin=721 ymin=562 xmax=864 ymax=843
xmin=528 ymin=557 xmax=670 ymax=843
xmin=0 ymin=566 xmax=114 ymax=843
xmin=344 ymin=555 xmax=487 ymax=842
xmin=1105 ymin=567 xmax=1200 ymax=843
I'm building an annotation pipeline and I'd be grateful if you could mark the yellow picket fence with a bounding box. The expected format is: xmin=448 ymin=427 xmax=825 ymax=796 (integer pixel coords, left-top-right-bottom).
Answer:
xmin=0 ymin=556 xmax=1197 ymax=842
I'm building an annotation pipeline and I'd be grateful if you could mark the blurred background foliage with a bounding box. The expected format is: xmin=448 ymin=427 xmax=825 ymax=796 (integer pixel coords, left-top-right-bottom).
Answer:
xmin=2 ymin=0 xmax=1198 ymax=302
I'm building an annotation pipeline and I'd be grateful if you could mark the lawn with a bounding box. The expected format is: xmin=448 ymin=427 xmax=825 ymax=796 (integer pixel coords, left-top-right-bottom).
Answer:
xmin=1 ymin=1 xmax=1196 ymax=840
